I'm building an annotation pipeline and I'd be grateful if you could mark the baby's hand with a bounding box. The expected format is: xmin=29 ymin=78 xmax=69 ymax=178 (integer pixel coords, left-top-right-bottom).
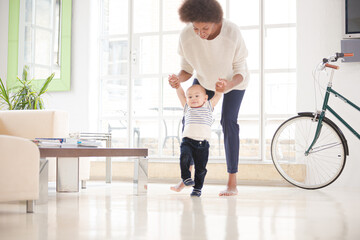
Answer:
xmin=216 ymin=78 xmax=227 ymax=92
xmin=168 ymin=74 xmax=180 ymax=89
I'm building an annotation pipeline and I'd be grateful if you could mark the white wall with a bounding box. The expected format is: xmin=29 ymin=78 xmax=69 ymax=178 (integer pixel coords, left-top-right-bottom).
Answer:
xmin=297 ymin=0 xmax=360 ymax=188
xmin=43 ymin=0 xmax=100 ymax=132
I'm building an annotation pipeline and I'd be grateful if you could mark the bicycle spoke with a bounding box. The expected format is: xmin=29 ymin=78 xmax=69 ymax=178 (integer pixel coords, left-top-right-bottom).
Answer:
xmin=309 ymin=154 xmax=337 ymax=183
xmin=310 ymin=142 xmax=342 ymax=154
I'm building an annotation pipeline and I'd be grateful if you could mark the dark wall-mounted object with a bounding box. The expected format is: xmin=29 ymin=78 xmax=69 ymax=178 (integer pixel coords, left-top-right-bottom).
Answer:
xmin=341 ymin=39 xmax=360 ymax=62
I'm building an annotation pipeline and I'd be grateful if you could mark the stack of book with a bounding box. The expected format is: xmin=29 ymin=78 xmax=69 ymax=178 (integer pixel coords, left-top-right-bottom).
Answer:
xmin=32 ymin=138 xmax=65 ymax=147
xmin=32 ymin=138 xmax=102 ymax=148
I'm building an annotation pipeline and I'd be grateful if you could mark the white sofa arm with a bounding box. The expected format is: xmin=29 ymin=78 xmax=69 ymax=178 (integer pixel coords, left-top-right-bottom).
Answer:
xmin=0 ymin=135 xmax=39 ymax=204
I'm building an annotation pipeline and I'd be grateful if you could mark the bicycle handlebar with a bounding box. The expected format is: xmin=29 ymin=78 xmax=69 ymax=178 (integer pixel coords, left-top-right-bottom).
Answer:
xmin=322 ymin=52 xmax=354 ymax=70
xmin=325 ymin=63 xmax=339 ymax=70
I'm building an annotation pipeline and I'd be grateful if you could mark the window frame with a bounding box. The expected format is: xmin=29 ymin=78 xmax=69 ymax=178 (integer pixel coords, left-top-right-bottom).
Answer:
xmin=7 ymin=0 xmax=72 ymax=92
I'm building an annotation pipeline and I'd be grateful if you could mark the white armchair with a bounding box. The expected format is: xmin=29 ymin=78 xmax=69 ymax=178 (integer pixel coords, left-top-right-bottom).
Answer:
xmin=0 ymin=135 xmax=39 ymax=213
xmin=0 ymin=110 xmax=90 ymax=182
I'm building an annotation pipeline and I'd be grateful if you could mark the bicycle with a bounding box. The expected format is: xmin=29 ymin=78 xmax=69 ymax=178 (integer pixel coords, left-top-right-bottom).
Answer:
xmin=271 ymin=52 xmax=359 ymax=189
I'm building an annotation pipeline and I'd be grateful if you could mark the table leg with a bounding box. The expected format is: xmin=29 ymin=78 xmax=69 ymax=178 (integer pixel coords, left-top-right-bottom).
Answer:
xmin=133 ymin=157 xmax=148 ymax=195
xmin=57 ymin=157 xmax=79 ymax=192
xmin=37 ymin=158 xmax=49 ymax=204
xmin=26 ymin=200 xmax=34 ymax=213
xmin=106 ymin=156 xmax=111 ymax=183
xmin=81 ymin=180 xmax=87 ymax=189
xmin=106 ymin=137 xmax=112 ymax=183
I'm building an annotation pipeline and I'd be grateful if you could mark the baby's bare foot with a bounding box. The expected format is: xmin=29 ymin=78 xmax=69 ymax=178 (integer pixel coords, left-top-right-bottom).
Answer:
xmin=170 ymin=180 xmax=185 ymax=192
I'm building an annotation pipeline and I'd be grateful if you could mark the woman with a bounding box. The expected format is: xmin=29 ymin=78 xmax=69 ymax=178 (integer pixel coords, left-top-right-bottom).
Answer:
xmin=169 ymin=0 xmax=249 ymax=196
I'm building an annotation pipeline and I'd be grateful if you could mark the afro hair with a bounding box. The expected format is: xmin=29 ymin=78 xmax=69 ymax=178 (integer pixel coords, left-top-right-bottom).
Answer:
xmin=178 ymin=0 xmax=223 ymax=23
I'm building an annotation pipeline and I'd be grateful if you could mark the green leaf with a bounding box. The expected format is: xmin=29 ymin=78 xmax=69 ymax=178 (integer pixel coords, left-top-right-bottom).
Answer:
xmin=22 ymin=65 xmax=30 ymax=81
xmin=0 ymin=79 xmax=14 ymax=110
xmin=0 ymin=79 xmax=9 ymax=102
xmin=39 ymin=72 xmax=55 ymax=96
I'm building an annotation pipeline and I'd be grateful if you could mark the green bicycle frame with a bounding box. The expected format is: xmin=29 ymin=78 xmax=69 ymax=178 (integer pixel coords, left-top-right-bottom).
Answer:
xmin=305 ymin=79 xmax=360 ymax=155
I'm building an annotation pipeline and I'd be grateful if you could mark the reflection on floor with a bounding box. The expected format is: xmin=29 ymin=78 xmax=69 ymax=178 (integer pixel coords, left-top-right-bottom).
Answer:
xmin=0 ymin=181 xmax=359 ymax=240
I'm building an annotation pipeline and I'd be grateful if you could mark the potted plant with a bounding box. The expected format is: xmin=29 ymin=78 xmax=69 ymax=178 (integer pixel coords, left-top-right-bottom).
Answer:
xmin=0 ymin=66 xmax=54 ymax=110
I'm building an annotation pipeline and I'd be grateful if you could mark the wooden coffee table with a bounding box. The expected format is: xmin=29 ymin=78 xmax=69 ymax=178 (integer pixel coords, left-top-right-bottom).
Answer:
xmin=39 ymin=147 xmax=148 ymax=195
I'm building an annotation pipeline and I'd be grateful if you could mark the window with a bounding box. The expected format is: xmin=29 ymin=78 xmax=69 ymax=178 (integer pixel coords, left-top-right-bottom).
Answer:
xmin=9 ymin=0 xmax=72 ymax=91
xmin=99 ymin=0 xmax=296 ymax=162
xmin=18 ymin=0 xmax=61 ymax=79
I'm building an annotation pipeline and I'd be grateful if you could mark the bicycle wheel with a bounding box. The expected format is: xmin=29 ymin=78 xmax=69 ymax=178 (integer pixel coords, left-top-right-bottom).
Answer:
xmin=271 ymin=115 xmax=346 ymax=189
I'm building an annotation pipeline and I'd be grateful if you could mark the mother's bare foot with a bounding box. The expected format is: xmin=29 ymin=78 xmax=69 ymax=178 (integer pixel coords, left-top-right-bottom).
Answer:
xmin=219 ymin=187 xmax=238 ymax=196
xmin=170 ymin=180 xmax=185 ymax=192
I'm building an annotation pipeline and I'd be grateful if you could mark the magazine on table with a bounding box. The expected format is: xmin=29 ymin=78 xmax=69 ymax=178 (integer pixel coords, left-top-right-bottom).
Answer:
xmin=32 ymin=138 xmax=64 ymax=147
xmin=33 ymin=137 xmax=102 ymax=148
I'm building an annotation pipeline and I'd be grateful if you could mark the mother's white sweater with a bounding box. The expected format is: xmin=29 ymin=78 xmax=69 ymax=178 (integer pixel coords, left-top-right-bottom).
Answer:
xmin=178 ymin=19 xmax=250 ymax=93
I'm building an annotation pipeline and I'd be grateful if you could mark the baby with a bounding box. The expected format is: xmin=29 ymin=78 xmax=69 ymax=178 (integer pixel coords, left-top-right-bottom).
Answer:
xmin=171 ymin=82 xmax=222 ymax=197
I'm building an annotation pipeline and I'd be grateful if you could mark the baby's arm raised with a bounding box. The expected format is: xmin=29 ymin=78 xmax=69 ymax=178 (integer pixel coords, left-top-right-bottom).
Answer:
xmin=210 ymin=91 xmax=222 ymax=108
xmin=211 ymin=80 xmax=224 ymax=108
xmin=176 ymin=85 xmax=187 ymax=108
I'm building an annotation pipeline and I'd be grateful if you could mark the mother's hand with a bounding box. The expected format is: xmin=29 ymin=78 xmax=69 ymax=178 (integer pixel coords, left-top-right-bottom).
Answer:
xmin=168 ymin=74 xmax=180 ymax=89
xmin=215 ymin=78 xmax=228 ymax=92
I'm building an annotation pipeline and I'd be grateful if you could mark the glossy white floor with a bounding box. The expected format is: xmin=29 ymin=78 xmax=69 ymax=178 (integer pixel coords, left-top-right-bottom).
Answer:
xmin=0 ymin=181 xmax=359 ymax=240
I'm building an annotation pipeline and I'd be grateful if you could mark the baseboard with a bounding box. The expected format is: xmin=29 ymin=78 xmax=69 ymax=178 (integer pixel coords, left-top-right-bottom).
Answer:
xmin=90 ymin=161 xmax=294 ymax=186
